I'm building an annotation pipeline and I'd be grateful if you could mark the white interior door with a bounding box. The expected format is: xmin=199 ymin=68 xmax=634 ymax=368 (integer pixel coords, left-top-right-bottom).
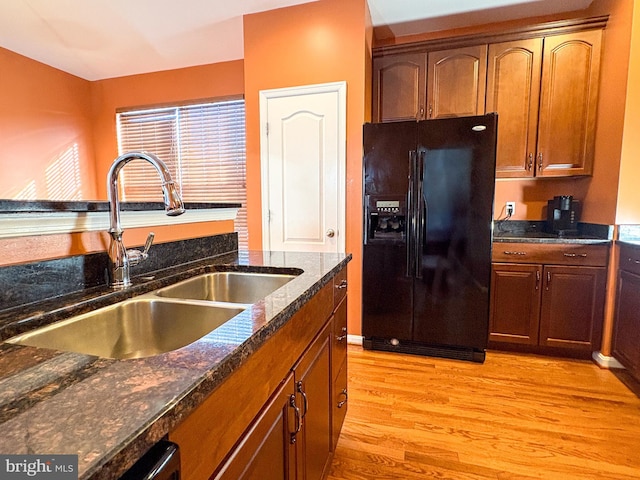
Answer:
xmin=260 ymin=82 xmax=346 ymax=253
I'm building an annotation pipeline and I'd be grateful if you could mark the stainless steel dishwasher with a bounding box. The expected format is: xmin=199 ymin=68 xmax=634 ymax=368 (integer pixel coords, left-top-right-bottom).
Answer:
xmin=119 ymin=441 xmax=180 ymax=480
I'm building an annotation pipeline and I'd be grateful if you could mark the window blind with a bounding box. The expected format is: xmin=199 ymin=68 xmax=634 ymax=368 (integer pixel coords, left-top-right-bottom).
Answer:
xmin=116 ymin=99 xmax=247 ymax=249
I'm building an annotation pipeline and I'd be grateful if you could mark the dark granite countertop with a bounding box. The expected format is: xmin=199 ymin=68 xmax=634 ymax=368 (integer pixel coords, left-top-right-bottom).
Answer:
xmin=0 ymin=200 xmax=240 ymax=213
xmin=0 ymin=249 xmax=351 ymax=480
xmin=618 ymin=225 xmax=640 ymax=247
xmin=619 ymin=240 xmax=640 ymax=248
xmin=493 ymin=220 xmax=612 ymax=245
xmin=493 ymin=232 xmax=611 ymax=245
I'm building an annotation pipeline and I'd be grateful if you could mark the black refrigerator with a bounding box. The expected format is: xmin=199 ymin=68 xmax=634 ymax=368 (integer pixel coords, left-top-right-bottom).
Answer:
xmin=362 ymin=114 xmax=497 ymax=363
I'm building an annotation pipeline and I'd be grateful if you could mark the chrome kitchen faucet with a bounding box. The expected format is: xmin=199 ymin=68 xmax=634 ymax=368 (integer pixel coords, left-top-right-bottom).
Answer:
xmin=107 ymin=151 xmax=185 ymax=289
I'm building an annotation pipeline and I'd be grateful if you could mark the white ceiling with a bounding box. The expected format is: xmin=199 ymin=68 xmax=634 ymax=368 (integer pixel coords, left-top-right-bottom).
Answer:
xmin=0 ymin=0 xmax=594 ymax=81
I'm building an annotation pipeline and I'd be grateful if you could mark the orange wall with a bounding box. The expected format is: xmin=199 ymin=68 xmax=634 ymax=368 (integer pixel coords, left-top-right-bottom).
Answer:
xmin=0 ymin=59 xmax=244 ymax=265
xmin=615 ymin=1 xmax=640 ymax=224
xmin=243 ymin=0 xmax=369 ymax=335
xmin=583 ymin=0 xmax=633 ymax=225
xmin=0 ymin=47 xmax=97 ymax=200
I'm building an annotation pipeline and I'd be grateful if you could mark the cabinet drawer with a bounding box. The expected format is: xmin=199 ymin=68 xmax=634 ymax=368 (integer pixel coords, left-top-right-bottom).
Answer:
xmin=333 ymin=267 xmax=348 ymax=307
xmin=493 ymin=242 xmax=609 ymax=266
xmin=618 ymin=243 xmax=640 ymax=276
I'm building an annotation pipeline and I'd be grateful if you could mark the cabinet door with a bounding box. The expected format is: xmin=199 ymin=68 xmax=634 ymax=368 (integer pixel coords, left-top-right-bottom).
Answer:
xmin=426 ymin=45 xmax=487 ymax=119
xmin=489 ymin=263 xmax=541 ymax=345
xmin=332 ymin=358 xmax=348 ymax=452
xmin=212 ymin=373 xmax=297 ymax=480
xmin=331 ymin=297 xmax=348 ymax=382
xmin=486 ymin=39 xmax=542 ymax=178
xmin=539 ymin=265 xmax=606 ymax=352
xmin=331 ymin=297 xmax=348 ymax=451
xmin=612 ymin=269 xmax=640 ymax=377
xmin=536 ymin=30 xmax=602 ymax=177
xmin=294 ymin=322 xmax=332 ymax=480
xmin=372 ymin=52 xmax=427 ymax=122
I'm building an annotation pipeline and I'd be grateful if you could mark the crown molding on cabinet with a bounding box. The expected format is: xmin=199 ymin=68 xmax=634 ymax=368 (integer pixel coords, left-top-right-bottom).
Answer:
xmin=373 ymin=15 xmax=609 ymax=56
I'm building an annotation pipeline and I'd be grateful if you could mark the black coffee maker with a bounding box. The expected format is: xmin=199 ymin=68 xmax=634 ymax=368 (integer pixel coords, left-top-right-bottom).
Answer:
xmin=547 ymin=195 xmax=580 ymax=237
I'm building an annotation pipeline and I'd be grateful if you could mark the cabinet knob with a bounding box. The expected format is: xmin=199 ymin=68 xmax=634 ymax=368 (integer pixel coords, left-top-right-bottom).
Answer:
xmin=326 ymin=229 xmax=335 ymax=238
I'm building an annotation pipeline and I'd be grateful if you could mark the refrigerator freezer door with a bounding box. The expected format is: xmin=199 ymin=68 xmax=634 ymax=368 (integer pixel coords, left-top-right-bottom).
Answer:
xmin=412 ymin=115 xmax=497 ymax=351
xmin=362 ymin=121 xmax=417 ymax=341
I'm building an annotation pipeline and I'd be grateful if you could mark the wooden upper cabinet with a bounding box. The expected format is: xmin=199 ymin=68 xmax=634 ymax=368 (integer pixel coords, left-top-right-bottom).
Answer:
xmin=372 ymin=52 xmax=427 ymax=122
xmin=371 ymin=18 xmax=605 ymax=178
xmin=487 ymin=39 xmax=542 ymax=178
xmin=537 ymin=30 xmax=602 ymax=177
xmin=426 ymin=45 xmax=487 ymax=119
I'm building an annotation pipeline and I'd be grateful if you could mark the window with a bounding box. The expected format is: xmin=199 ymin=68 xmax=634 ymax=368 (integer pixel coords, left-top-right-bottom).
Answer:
xmin=116 ymin=98 xmax=247 ymax=249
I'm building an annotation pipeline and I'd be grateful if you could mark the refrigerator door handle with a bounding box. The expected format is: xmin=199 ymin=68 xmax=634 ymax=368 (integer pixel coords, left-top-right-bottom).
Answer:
xmin=407 ymin=150 xmax=416 ymax=277
xmin=415 ymin=150 xmax=425 ymax=279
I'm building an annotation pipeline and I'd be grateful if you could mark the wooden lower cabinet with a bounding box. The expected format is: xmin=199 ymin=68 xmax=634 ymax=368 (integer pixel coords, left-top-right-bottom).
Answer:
xmin=539 ymin=265 xmax=605 ymax=350
xmin=489 ymin=263 xmax=541 ymax=345
xmin=293 ymin=321 xmax=332 ymax=480
xmin=490 ymin=259 xmax=606 ymax=355
xmin=170 ymin=267 xmax=348 ymax=480
xmin=331 ymin=297 xmax=348 ymax=451
xmin=212 ymin=373 xmax=297 ymax=480
xmin=332 ymin=359 xmax=348 ymax=452
xmin=612 ymin=246 xmax=640 ymax=382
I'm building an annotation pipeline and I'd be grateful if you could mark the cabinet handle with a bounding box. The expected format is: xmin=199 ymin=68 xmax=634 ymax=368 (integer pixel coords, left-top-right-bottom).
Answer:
xmin=336 ymin=327 xmax=347 ymax=342
xmin=337 ymin=388 xmax=348 ymax=409
xmin=428 ymin=104 xmax=433 ymax=118
xmin=503 ymin=251 xmax=527 ymax=256
xmin=546 ymin=271 xmax=551 ymax=291
xmin=335 ymin=280 xmax=347 ymax=290
xmin=535 ymin=270 xmax=540 ymax=290
xmin=629 ymin=258 xmax=640 ymax=264
xmin=419 ymin=106 xmax=425 ymax=119
xmin=289 ymin=394 xmax=302 ymax=444
xmin=563 ymin=253 xmax=587 ymax=258
xmin=538 ymin=152 xmax=543 ymax=171
xmin=527 ymin=153 xmax=533 ymax=171
xmin=296 ymin=381 xmax=308 ymax=419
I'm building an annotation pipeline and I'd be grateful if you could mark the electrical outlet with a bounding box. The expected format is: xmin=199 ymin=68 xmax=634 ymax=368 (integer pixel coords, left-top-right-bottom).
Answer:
xmin=506 ymin=202 xmax=516 ymax=217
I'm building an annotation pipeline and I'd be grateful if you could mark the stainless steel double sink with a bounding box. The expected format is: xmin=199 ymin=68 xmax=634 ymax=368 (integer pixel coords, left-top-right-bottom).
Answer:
xmin=7 ymin=271 xmax=297 ymax=359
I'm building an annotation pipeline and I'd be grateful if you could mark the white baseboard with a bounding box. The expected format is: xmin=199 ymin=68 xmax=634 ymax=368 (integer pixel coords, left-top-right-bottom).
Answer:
xmin=592 ymin=351 xmax=625 ymax=369
xmin=347 ymin=335 xmax=363 ymax=346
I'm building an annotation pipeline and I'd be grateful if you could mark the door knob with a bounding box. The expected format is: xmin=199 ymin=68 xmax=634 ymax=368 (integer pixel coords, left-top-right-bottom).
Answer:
xmin=326 ymin=229 xmax=335 ymax=238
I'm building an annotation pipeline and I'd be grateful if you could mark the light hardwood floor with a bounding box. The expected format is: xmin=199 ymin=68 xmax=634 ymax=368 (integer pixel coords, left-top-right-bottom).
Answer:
xmin=328 ymin=346 xmax=640 ymax=480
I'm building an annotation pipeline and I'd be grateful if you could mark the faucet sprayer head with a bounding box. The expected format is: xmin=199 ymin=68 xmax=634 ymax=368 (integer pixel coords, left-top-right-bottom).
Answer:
xmin=163 ymin=181 xmax=185 ymax=216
